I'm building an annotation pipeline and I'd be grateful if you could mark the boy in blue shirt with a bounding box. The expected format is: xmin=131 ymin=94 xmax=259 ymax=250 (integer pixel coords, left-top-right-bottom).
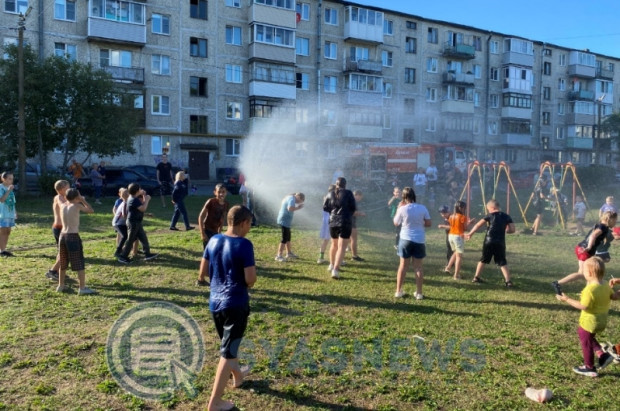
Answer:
xmin=274 ymin=192 xmax=305 ymax=261
xmin=117 ymin=183 xmax=158 ymax=263
xmin=201 ymin=205 xmax=257 ymax=411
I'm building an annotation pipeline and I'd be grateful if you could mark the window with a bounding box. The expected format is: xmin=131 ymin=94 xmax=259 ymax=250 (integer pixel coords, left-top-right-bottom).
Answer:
xmin=381 ymin=51 xmax=392 ymax=67
xmin=473 ymin=64 xmax=481 ymax=79
xmin=383 ymin=114 xmax=391 ymax=129
xmin=254 ymin=24 xmax=294 ymax=47
xmin=543 ymin=62 xmax=551 ymax=75
xmin=404 ymin=98 xmax=415 ymax=114
xmin=226 ymin=0 xmax=240 ymax=7
xmin=54 ymin=43 xmax=76 ymax=61
xmin=152 ymin=54 xmax=170 ymax=75
xmin=295 ymin=37 xmax=309 ymax=56
xmin=502 ymin=93 xmax=532 ymax=109
xmin=474 ymin=92 xmax=480 ymax=107
xmin=151 ymin=136 xmax=163 ymax=155
xmin=427 ymin=27 xmax=438 ymax=44
xmin=559 ymin=53 xmax=566 ymax=66
xmin=227 ymin=102 xmax=242 ymax=120
xmin=608 ymin=62 xmax=615 ymax=71
xmin=255 ymin=0 xmax=294 ymax=9
xmin=296 ymin=2 xmax=309 ymax=20
xmin=225 ymin=64 xmax=242 ymax=83
xmin=5 ymin=0 xmax=27 ymax=13
xmin=488 ymin=120 xmax=498 ymax=135
xmin=501 ymin=119 xmax=531 ymax=134
xmin=383 ymin=19 xmax=393 ymax=35
xmin=558 ymin=103 xmax=565 ymax=115
xmin=543 ymin=87 xmax=551 ymax=100
xmin=403 ymin=128 xmax=415 ymax=142
xmin=190 ymin=115 xmax=207 ymax=133
xmin=405 ymin=37 xmax=416 ymax=53
xmin=324 ymin=41 xmax=337 ymax=59
xmin=426 ymin=57 xmax=437 ymax=73
xmin=542 ymin=112 xmax=550 ymax=125
xmin=151 ymin=95 xmax=170 ymax=115
xmin=190 ymin=37 xmax=208 ymax=58
xmin=405 ymin=67 xmax=415 ymax=84
xmin=324 ymin=7 xmax=337 ymax=25
xmin=490 ymin=40 xmax=498 ymax=54
xmin=91 ymin=0 xmax=145 ymax=23
xmin=543 ymin=48 xmax=552 ymax=56
xmin=152 ymin=14 xmax=170 ymax=35
xmin=406 ymin=21 xmax=416 ymax=29
xmin=350 ymin=46 xmax=369 ymax=61
xmin=473 ymin=36 xmax=482 ymax=51
xmin=55 ymin=0 xmax=75 ymax=21
xmin=556 ymin=127 xmax=564 ymax=140
xmin=296 ymin=72 xmax=309 ymax=90
xmin=190 ymin=76 xmax=207 ymax=97
xmin=490 ymin=94 xmax=499 ymax=108
xmin=100 ymin=49 xmax=131 ymax=67
xmin=490 ymin=67 xmax=499 ymax=81
xmin=226 ymin=25 xmax=242 ymax=45
xmin=426 ymin=87 xmax=437 ymax=102
xmin=348 ymin=74 xmax=382 ymax=92
xmin=190 ymin=0 xmax=208 ymax=20
xmin=426 ymin=117 xmax=436 ymax=132
xmin=558 ymin=78 xmax=565 ymax=91
xmin=382 ymin=82 xmax=392 ymax=98
xmin=226 ymin=139 xmax=240 ymax=156
xmin=252 ymin=62 xmax=294 ymax=84
xmin=324 ymin=75 xmax=337 ymax=93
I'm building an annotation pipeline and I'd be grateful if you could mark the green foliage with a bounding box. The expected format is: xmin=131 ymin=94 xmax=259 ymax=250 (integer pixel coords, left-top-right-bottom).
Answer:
xmin=37 ymin=172 xmax=66 ymax=196
xmin=34 ymin=384 xmax=56 ymax=396
xmin=575 ymin=165 xmax=616 ymax=188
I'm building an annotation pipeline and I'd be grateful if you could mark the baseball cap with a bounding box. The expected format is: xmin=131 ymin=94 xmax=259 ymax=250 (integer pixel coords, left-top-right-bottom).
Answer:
xmin=438 ymin=205 xmax=450 ymax=213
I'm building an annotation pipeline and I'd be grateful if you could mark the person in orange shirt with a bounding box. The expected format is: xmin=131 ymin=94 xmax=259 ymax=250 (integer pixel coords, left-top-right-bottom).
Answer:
xmin=67 ymin=159 xmax=84 ymax=187
xmin=444 ymin=201 xmax=475 ymax=280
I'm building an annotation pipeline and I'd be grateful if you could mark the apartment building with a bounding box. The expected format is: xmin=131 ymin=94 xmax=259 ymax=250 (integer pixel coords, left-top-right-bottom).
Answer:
xmin=1 ymin=0 xmax=619 ymax=180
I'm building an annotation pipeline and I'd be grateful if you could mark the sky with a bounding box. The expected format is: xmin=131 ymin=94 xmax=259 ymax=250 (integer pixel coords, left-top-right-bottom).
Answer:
xmin=355 ymin=0 xmax=620 ymax=58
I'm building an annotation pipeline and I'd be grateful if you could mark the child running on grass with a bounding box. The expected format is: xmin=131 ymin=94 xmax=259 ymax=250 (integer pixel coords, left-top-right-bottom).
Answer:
xmin=198 ymin=184 xmax=229 ymax=250
xmin=572 ymin=195 xmax=587 ymax=236
xmin=45 ymin=180 xmax=70 ymax=281
xmin=117 ymin=183 xmax=158 ymax=264
xmin=112 ymin=188 xmax=129 ymax=258
xmin=56 ymin=188 xmax=95 ymax=295
xmin=552 ymin=211 xmax=617 ymax=294
xmin=388 ymin=186 xmax=401 ymax=250
xmin=444 ymin=201 xmax=474 ymax=280
xmin=465 ymin=199 xmax=515 ymax=287
xmin=318 ymin=185 xmax=335 ymax=264
xmin=202 ymin=205 xmax=257 ymax=411
xmin=349 ymin=190 xmax=366 ymax=261
xmin=275 ymin=192 xmax=305 ymax=262
xmin=437 ymin=205 xmax=453 ymax=266
xmin=556 ymin=257 xmax=618 ymax=377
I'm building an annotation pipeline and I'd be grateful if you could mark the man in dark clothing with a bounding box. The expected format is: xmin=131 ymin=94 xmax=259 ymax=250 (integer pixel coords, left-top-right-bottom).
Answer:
xmin=156 ymin=154 xmax=174 ymax=207
xmin=322 ymin=177 xmax=356 ymax=279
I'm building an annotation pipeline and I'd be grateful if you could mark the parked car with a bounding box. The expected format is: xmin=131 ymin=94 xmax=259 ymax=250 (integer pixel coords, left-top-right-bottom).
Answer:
xmin=126 ymin=164 xmax=184 ymax=181
xmin=76 ymin=167 xmax=161 ymax=197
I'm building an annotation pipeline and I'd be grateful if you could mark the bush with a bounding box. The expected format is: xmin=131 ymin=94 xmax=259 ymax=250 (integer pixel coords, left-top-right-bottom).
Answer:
xmin=37 ymin=172 xmax=66 ymax=196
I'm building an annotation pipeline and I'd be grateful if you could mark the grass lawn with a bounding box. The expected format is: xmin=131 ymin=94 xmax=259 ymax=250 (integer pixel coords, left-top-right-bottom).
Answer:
xmin=1 ymin=188 xmax=620 ymax=410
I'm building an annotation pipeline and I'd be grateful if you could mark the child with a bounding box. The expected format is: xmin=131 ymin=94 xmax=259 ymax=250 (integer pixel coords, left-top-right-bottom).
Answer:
xmin=388 ymin=186 xmax=401 ymax=250
xmin=572 ymin=195 xmax=587 ymax=236
xmin=56 ymin=188 xmax=95 ymax=294
xmin=437 ymin=205 xmax=453 ymax=264
xmin=0 ymin=171 xmax=16 ymax=257
xmin=444 ymin=201 xmax=474 ymax=280
xmin=198 ymin=184 xmax=229 ymax=250
xmin=465 ymin=199 xmax=515 ymax=287
xmin=350 ymin=190 xmax=366 ymax=261
xmin=552 ymin=211 xmax=618 ymax=294
xmin=45 ymin=180 xmax=70 ymax=280
xmin=318 ymin=185 xmax=335 ymax=264
xmin=599 ymin=196 xmax=617 ymax=218
xmin=201 ymin=205 xmax=257 ymax=411
xmin=117 ymin=183 xmax=158 ymax=264
xmin=112 ymin=188 xmax=129 ymax=258
xmin=556 ymin=257 xmax=617 ymax=377
xmin=170 ymin=171 xmax=194 ymax=231
xmin=275 ymin=192 xmax=305 ymax=262
xmin=90 ymin=163 xmax=104 ymax=204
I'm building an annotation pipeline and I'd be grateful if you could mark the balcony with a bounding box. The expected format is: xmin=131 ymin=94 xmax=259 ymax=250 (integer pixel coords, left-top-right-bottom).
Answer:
xmin=346 ymin=90 xmax=383 ymax=107
xmin=101 ymin=66 xmax=144 ymax=84
xmin=249 ymin=42 xmax=296 ymax=64
xmin=566 ymin=112 xmax=594 ymax=125
xmin=250 ymin=117 xmax=296 ymax=135
xmin=568 ymin=64 xmax=596 ymax=78
xmin=442 ymin=72 xmax=474 ymax=85
xmin=249 ymin=80 xmax=296 ymax=99
xmin=344 ymin=59 xmax=382 ymax=73
xmin=442 ymin=42 xmax=475 ymax=59
xmin=567 ymin=90 xmax=595 ymax=101
xmin=441 ymin=99 xmax=474 ymax=114
xmin=567 ymin=137 xmax=594 ymax=149
xmin=500 ymin=133 xmax=532 ymax=146
xmin=596 ymin=68 xmax=614 ymax=80
xmin=502 ymin=51 xmax=534 ymax=67
xmin=501 ymin=107 xmax=532 ymax=119
xmin=342 ymin=124 xmax=382 ymax=139
xmin=248 ymin=3 xmax=296 ymax=28
xmin=87 ymin=18 xmax=146 ymax=45
xmin=344 ymin=6 xmax=384 ymax=44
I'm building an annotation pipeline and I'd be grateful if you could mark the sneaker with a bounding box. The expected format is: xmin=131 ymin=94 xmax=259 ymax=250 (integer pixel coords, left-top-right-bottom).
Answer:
xmin=186 ymin=226 xmax=195 ymax=231
xmin=471 ymin=277 xmax=484 ymax=283
xmin=286 ymin=252 xmax=299 ymax=259
xmin=505 ymin=281 xmax=514 ymax=288
xmin=117 ymin=256 xmax=131 ymax=264
xmin=317 ymin=258 xmax=326 ymax=264
xmin=169 ymin=227 xmax=179 ymax=231
xmin=0 ymin=250 xmax=14 ymax=257
xmin=56 ymin=285 xmax=68 ymax=292
xmin=331 ymin=269 xmax=340 ymax=279
xmin=351 ymin=255 xmax=365 ymax=262
xmin=414 ymin=292 xmax=424 ymax=300
xmin=195 ymin=279 xmax=209 ymax=287
xmin=551 ymin=281 xmax=562 ymax=295
xmin=572 ymin=366 xmax=598 ymax=377
xmin=144 ymin=253 xmax=159 ymax=261
xmin=598 ymin=352 xmax=614 ymax=370
xmin=78 ymin=287 xmax=96 ymax=295
xmin=394 ymin=291 xmax=405 ymax=298
xmin=275 ymin=255 xmax=285 ymax=262
xmin=45 ymin=270 xmax=59 ymax=281
xmin=327 ymin=264 xmax=334 ymax=271
xmin=341 ymin=260 xmax=346 ymax=266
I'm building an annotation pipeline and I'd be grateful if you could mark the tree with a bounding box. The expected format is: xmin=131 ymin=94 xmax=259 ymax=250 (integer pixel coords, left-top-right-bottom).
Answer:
xmin=601 ymin=112 xmax=620 ymax=144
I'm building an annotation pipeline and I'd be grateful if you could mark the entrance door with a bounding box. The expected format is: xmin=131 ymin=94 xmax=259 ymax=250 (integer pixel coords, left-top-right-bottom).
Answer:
xmin=189 ymin=151 xmax=210 ymax=179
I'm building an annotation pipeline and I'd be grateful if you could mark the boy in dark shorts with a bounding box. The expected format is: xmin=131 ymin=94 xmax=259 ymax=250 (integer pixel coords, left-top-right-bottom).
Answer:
xmin=198 ymin=184 xmax=229 ymax=250
xmin=117 ymin=183 xmax=158 ymax=264
xmin=202 ymin=205 xmax=257 ymax=411
xmin=465 ymin=199 xmax=515 ymax=287
xmin=56 ymin=188 xmax=95 ymax=295
xmin=45 ymin=179 xmax=70 ymax=281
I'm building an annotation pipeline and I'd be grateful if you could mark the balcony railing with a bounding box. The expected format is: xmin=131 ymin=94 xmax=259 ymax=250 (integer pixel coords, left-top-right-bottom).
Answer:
xmin=442 ymin=71 xmax=474 ymax=85
xmin=344 ymin=59 xmax=382 ymax=73
xmin=567 ymin=90 xmax=595 ymax=101
xmin=101 ymin=65 xmax=144 ymax=83
xmin=442 ymin=42 xmax=475 ymax=59
xmin=596 ymin=68 xmax=614 ymax=80
xmin=567 ymin=137 xmax=593 ymax=149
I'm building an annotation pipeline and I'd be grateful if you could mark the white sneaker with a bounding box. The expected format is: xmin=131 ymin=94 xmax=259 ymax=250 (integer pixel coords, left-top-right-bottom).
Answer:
xmin=78 ymin=287 xmax=97 ymax=295
xmin=414 ymin=292 xmax=424 ymax=300
xmin=331 ymin=269 xmax=340 ymax=279
xmin=275 ymin=255 xmax=285 ymax=262
xmin=317 ymin=258 xmax=326 ymax=264
xmin=327 ymin=264 xmax=333 ymax=271
xmin=394 ymin=291 xmax=405 ymax=298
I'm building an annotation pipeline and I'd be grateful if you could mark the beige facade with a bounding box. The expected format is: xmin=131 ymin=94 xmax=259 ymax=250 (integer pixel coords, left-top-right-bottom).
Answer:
xmin=1 ymin=0 xmax=619 ymax=179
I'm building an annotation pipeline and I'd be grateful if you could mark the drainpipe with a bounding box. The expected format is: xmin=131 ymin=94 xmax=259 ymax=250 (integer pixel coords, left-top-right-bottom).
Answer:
xmin=316 ymin=0 xmax=322 ymax=138
xmin=484 ymin=33 xmax=491 ymax=160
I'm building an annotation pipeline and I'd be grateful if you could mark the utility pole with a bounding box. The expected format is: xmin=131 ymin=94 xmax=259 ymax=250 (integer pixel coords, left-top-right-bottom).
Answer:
xmin=16 ymin=6 xmax=32 ymax=197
